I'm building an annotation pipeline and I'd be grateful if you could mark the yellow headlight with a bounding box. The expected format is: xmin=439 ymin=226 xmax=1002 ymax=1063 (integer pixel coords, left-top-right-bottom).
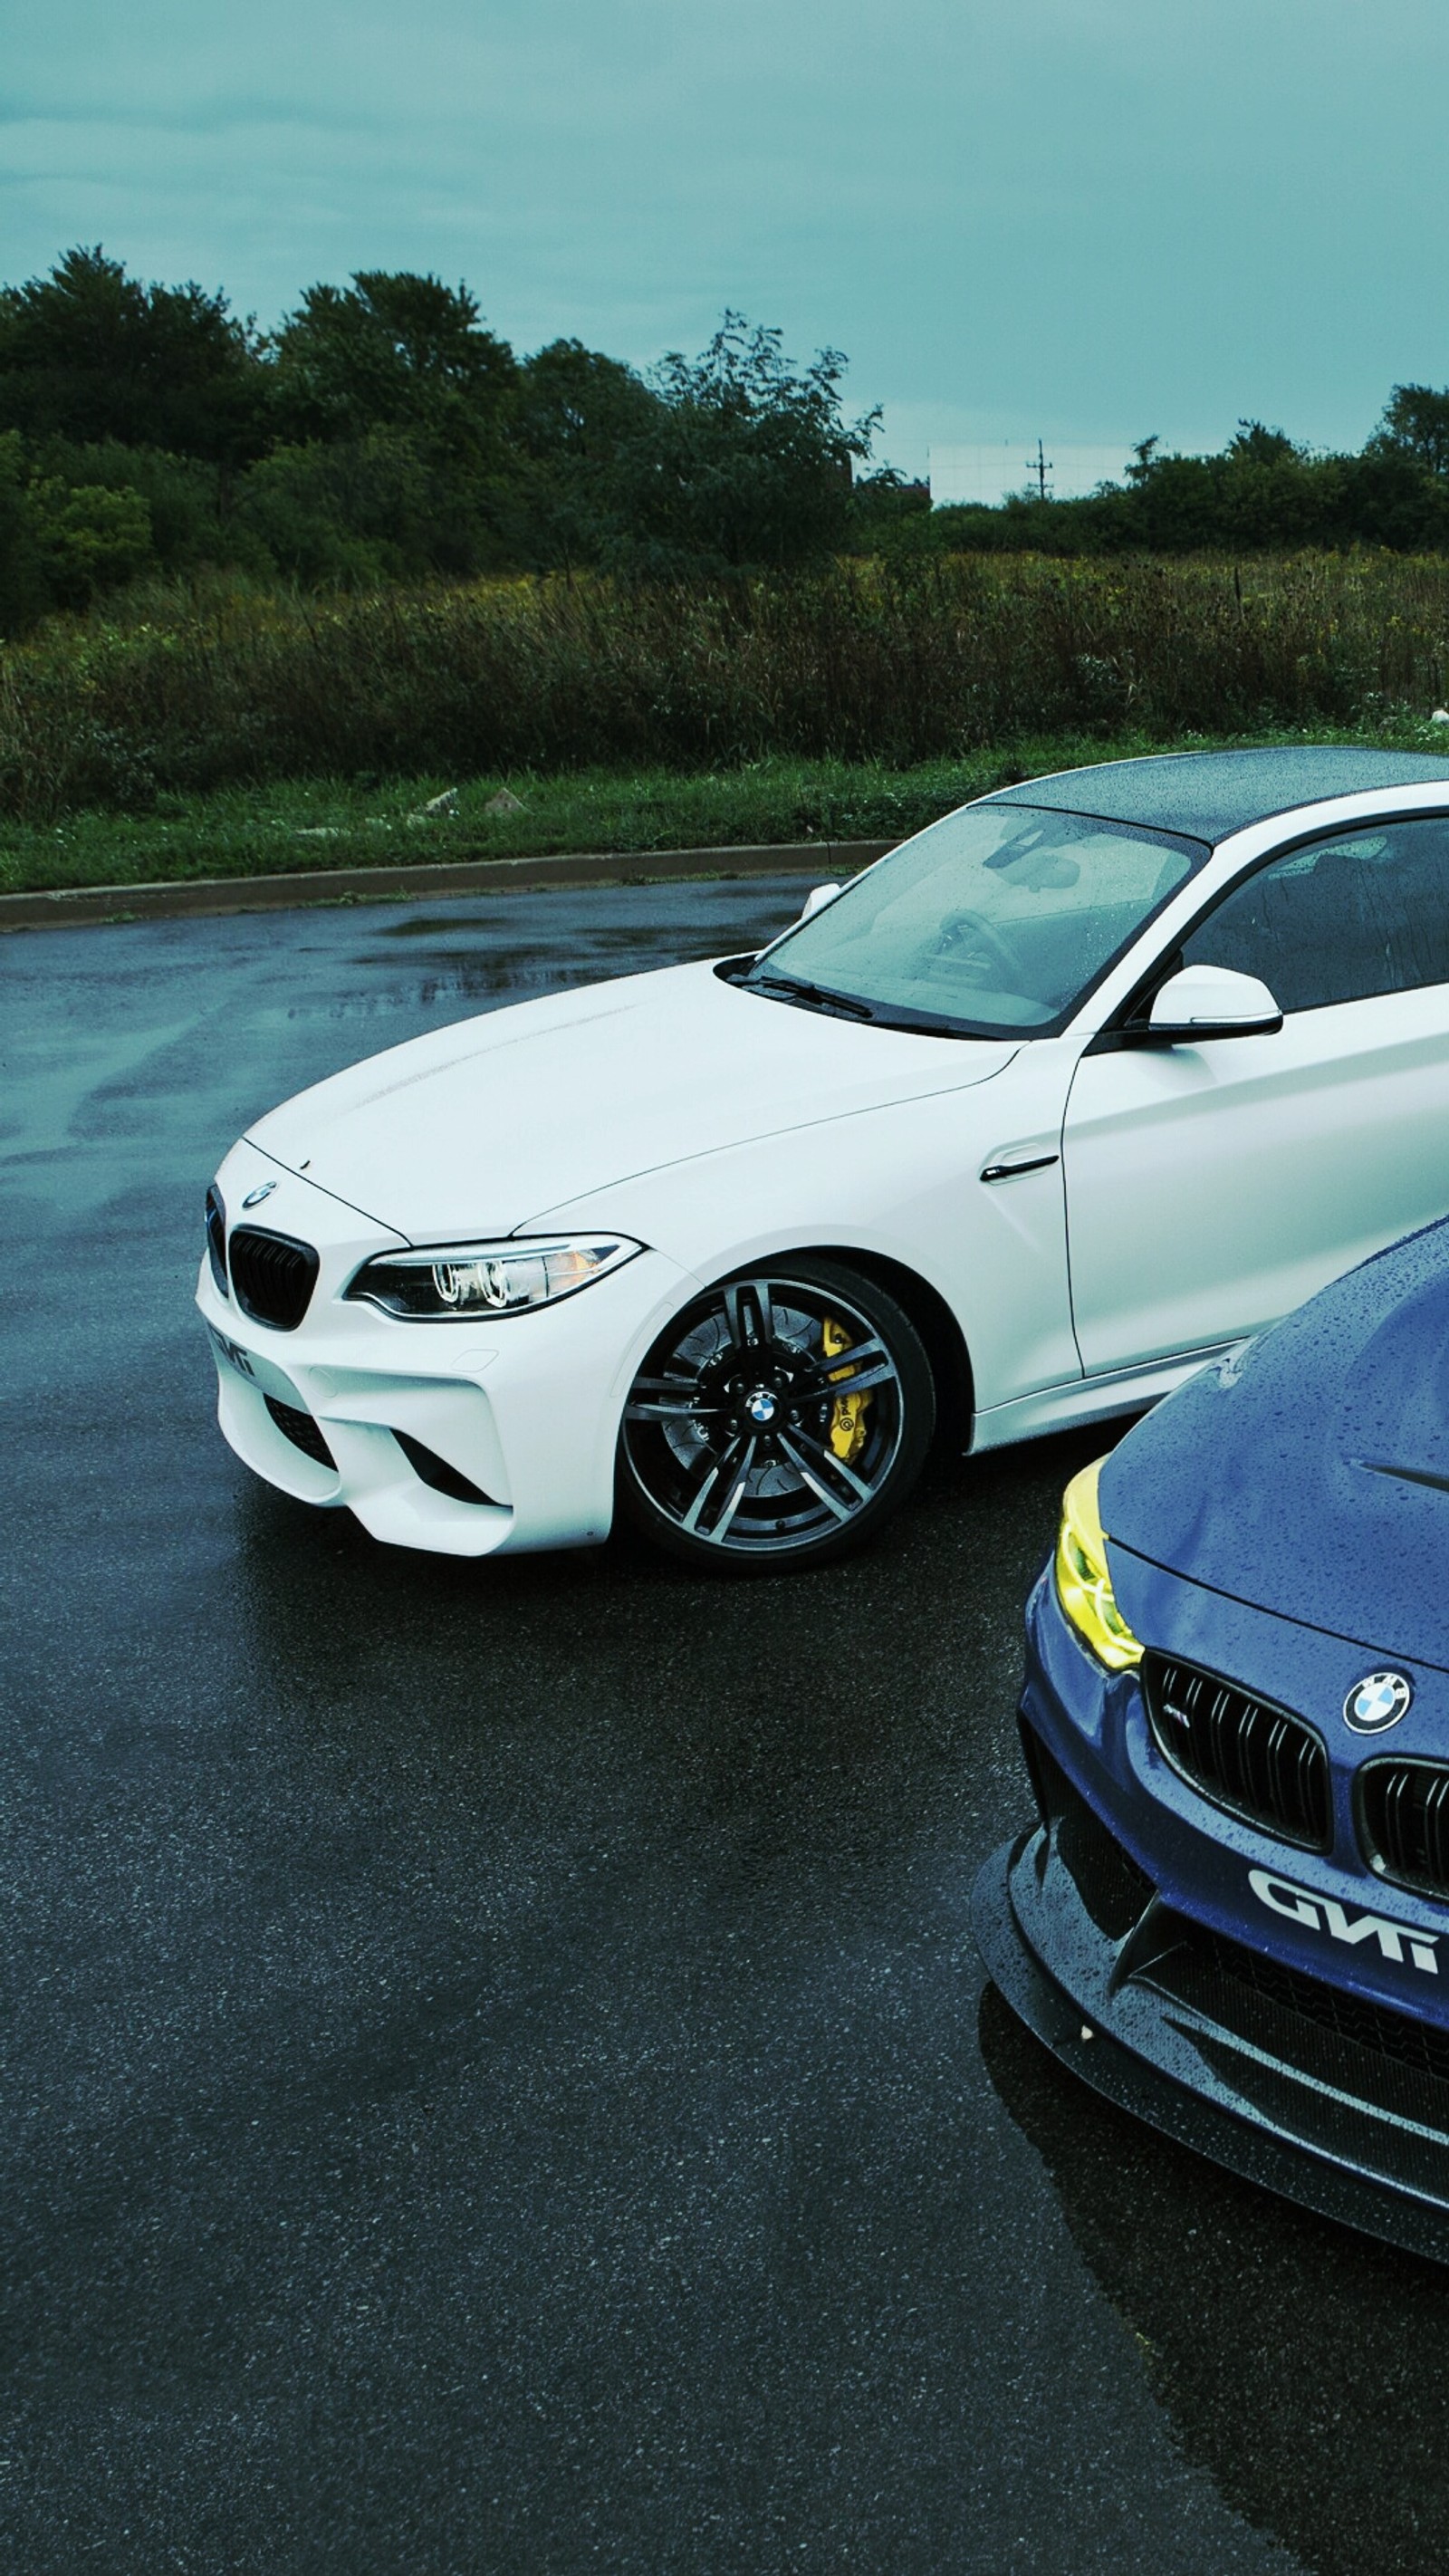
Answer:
xmin=1053 ymin=1458 xmax=1143 ymax=1671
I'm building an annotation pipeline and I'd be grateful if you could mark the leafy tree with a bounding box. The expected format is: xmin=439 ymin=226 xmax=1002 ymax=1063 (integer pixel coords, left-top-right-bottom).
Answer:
xmin=0 ymin=246 xmax=266 ymax=465
xmin=268 ymin=273 xmax=523 ymax=570
xmin=1341 ymin=443 xmax=1449 ymax=549
xmin=510 ymin=339 xmax=661 ymax=566
xmin=1225 ymin=418 xmax=1301 ymax=466
xmin=238 ymin=431 xmax=469 ymax=584
xmin=1118 ymin=449 xmax=1230 ymax=550
xmin=1370 ymin=383 xmax=1449 ymax=476
xmin=271 ymin=272 xmax=516 ymax=452
xmin=1106 ymin=424 xmax=1337 ymax=551
xmin=607 ymin=313 xmax=878 ymax=574
xmin=1217 ymin=427 xmax=1338 ymax=548
xmin=846 ymin=465 xmax=932 ymax=553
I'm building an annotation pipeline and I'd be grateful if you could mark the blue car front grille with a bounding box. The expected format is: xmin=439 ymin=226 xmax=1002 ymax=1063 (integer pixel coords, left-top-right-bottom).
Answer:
xmin=1359 ymin=1758 xmax=1449 ymax=1903
xmin=1024 ymin=1728 xmax=1449 ymax=2108
xmin=1142 ymin=1651 xmax=1331 ymax=1853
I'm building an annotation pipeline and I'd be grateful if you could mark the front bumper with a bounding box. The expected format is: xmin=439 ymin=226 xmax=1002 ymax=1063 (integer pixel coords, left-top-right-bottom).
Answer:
xmin=974 ymin=1580 xmax=1449 ymax=2259
xmin=973 ymin=1830 xmax=1449 ymax=2261
xmin=197 ymin=1139 xmax=701 ymax=1557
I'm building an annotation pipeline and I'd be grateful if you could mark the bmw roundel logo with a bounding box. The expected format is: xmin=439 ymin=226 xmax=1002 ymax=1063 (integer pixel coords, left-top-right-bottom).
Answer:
xmin=1343 ymin=1670 xmax=1414 ymax=1734
xmin=242 ymin=1178 xmax=278 ymax=1209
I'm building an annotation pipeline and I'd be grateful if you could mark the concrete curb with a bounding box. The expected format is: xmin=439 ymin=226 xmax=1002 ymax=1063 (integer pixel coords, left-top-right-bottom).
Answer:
xmin=0 ymin=839 xmax=895 ymax=934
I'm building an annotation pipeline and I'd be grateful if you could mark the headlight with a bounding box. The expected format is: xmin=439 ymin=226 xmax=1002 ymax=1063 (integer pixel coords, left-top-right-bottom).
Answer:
xmin=346 ymin=1235 xmax=641 ymax=1321
xmin=1053 ymin=1458 xmax=1143 ymax=1671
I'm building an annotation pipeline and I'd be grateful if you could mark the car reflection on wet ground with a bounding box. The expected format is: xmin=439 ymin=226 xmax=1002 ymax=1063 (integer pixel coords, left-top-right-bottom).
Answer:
xmin=1 ymin=877 xmax=1438 ymax=2571
xmin=978 ymin=1988 xmax=1449 ymax=2576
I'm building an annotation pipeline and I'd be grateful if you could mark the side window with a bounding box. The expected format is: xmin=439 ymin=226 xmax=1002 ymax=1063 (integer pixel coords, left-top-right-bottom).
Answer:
xmin=1181 ymin=816 xmax=1449 ymax=1013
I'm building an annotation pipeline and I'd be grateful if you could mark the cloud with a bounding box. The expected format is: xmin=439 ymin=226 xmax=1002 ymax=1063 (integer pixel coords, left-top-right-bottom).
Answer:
xmin=7 ymin=0 xmax=1449 ymax=462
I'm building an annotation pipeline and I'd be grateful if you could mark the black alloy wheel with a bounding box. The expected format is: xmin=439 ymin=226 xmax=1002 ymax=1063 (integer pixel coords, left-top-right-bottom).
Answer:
xmin=619 ymin=1257 xmax=936 ymax=1571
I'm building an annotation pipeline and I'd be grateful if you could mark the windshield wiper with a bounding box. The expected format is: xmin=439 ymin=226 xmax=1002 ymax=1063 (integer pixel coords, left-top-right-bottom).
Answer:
xmin=746 ymin=974 xmax=997 ymax=1039
xmin=747 ymin=973 xmax=876 ymax=1022
xmin=854 ymin=1008 xmax=991 ymax=1040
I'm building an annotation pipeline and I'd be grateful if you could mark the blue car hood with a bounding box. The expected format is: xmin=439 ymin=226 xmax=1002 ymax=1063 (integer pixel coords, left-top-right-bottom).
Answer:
xmin=1099 ymin=1221 xmax=1449 ymax=1672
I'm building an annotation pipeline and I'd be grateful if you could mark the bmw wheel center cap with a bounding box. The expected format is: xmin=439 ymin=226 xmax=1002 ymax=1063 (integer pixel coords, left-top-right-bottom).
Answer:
xmin=745 ymin=1389 xmax=778 ymax=1426
xmin=1344 ymin=1670 xmax=1414 ymax=1734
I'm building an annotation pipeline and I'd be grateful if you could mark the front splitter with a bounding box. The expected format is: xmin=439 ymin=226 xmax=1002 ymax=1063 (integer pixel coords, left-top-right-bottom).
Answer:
xmin=973 ymin=1834 xmax=1449 ymax=2265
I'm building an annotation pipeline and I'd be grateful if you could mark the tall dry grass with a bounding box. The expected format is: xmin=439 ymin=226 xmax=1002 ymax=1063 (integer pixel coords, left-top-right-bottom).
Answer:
xmin=5 ymin=553 xmax=1449 ymax=821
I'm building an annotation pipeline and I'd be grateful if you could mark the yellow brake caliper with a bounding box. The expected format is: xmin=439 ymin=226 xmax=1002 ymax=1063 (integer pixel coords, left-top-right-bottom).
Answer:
xmin=822 ymin=1313 xmax=872 ymax=1465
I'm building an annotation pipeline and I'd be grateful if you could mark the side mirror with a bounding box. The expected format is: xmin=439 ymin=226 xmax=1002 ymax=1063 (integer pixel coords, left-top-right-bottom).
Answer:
xmin=798 ymin=879 xmax=843 ymax=924
xmin=1145 ymin=963 xmax=1283 ymax=1043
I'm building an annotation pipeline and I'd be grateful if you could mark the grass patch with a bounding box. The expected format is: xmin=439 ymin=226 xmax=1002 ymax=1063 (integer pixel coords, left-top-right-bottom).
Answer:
xmin=0 ymin=749 xmax=1032 ymax=895
xmin=7 ymin=723 xmax=1449 ymax=897
xmin=10 ymin=553 xmax=1449 ymax=833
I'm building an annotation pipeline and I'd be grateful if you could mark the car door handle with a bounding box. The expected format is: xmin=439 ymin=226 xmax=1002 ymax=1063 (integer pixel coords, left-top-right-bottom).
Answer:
xmin=980 ymin=1150 xmax=1060 ymax=1183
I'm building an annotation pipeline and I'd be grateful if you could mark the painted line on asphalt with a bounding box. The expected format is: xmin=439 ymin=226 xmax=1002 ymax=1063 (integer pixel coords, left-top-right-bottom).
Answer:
xmin=0 ymin=839 xmax=895 ymax=934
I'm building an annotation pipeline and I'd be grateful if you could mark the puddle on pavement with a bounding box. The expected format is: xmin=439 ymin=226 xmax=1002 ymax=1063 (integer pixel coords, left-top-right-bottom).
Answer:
xmin=346 ymin=882 xmax=812 ymax=1009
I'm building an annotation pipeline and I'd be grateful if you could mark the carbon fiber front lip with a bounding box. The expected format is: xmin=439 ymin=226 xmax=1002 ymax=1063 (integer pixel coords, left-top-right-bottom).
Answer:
xmin=973 ymin=1829 xmax=1449 ymax=2264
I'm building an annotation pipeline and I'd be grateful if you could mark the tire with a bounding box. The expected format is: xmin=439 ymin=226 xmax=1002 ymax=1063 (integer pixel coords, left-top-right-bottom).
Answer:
xmin=618 ymin=1256 xmax=936 ymax=1572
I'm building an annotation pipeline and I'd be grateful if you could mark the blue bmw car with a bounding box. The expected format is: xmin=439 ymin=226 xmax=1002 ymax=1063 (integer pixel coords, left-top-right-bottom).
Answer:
xmin=974 ymin=1216 xmax=1449 ymax=2257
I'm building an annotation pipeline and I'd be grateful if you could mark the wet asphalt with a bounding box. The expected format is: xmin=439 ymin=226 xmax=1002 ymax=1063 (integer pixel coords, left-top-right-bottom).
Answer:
xmin=4 ymin=879 xmax=1447 ymax=2575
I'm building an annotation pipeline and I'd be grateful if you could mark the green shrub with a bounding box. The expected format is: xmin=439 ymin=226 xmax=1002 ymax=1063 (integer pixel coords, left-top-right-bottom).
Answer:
xmin=27 ymin=477 xmax=153 ymax=606
xmin=6 ymin=550 xmax=1449 ymax=821
xmin=0 ymin=432 xmax=44 ymax=636
xmin=26 ymin=437 xmax=232 ymax=573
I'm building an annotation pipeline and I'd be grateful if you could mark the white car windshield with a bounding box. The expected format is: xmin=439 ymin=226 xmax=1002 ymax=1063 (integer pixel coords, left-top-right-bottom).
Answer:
xmin=744 ymin=802 xmax=1206 ymax=1035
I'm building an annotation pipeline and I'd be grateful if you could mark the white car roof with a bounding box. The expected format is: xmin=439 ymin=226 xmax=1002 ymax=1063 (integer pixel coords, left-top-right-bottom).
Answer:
xmin=984 ymin=745 xmax=1449 ymax=844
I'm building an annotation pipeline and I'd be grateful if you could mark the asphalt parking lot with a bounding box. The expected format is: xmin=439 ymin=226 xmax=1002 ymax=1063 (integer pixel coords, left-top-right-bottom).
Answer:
xmin=5 ymin=876 xmax=1449 ymax=2574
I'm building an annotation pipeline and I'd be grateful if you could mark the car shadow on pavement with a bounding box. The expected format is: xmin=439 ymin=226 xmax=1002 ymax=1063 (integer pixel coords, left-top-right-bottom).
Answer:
xmin=221 ymin=1427 xmax=1110 ymax=1882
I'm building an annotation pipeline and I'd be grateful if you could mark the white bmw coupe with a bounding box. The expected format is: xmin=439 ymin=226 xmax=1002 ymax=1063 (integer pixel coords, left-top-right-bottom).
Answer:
xmin=199 ymin=745 xmax=1449 ymax=1572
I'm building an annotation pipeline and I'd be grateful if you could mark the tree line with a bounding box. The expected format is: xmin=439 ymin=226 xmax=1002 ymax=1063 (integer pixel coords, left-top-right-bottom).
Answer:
xmin=918 ymin=406 xmax=1449 ymax=560
xmin=4 ymin=246 xmax=1449 ymax=636
xmin=0 ymin=248 xmax=876 ymax=630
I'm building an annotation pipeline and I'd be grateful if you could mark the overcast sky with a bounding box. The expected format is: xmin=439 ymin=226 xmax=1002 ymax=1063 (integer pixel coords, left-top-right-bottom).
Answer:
xmin=6 ymin=0 xmax=1449 ymax=478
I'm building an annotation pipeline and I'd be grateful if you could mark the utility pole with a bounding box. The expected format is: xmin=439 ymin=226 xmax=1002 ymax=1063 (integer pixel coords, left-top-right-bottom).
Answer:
xmin=1026 ymin=437 xmax=1052 ymax=502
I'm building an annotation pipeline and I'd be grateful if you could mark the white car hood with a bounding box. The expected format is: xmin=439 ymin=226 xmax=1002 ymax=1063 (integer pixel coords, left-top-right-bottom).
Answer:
xmin=246 ymin=960 xmax=1018 ymax=1240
